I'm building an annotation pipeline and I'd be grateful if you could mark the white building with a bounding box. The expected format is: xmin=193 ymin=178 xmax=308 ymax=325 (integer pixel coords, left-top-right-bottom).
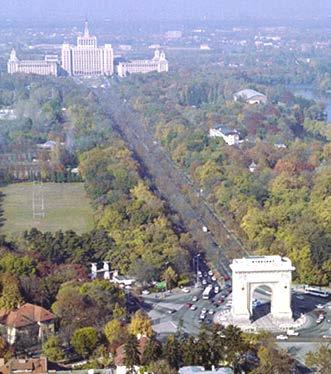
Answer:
xmin=209 ymin=125 xmax=242 ymax=146
xmin=61 ymin=21 xmax=114 ymax=76
xmin=233 ymin=89 xmax=267 ymax=104
xmin=7 ymin=49 xmax=58 ymax=76
xmin=231 ymin=256 xmax=295 ymax=323
xmin=117 ymin=50 xmax=169 ymax=78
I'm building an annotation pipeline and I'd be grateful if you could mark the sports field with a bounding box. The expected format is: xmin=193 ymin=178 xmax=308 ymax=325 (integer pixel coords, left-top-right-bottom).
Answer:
xmin=0 ymin=182 xmax=94 ymax=235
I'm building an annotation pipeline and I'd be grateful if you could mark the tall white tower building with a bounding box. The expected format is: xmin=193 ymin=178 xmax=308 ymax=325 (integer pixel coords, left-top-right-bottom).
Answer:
xmin=61 ymin=21 xmax=114 ymax=77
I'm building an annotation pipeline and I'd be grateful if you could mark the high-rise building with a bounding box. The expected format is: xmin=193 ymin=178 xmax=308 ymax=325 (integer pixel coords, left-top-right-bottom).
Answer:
xmin=117 ymin=50 xmax=169 ymax=78
xmin=61 ymin=21 xmax=114 ymax=77
xmin=7 ymin=50 xmax=58 ymax=76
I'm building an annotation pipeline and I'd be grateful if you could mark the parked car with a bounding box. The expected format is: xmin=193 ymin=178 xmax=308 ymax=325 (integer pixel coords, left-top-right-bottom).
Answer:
xmin=182 ymin=287 xmax=190 ymax=293
xmin=190 ymin=304 xmax=197 ymax=311
xmin=287 ymin=329 xmax=299 ymax=336
xmin=192 ymin=296 xmax=198 ymax=302
xmin=186 ymin=302 xmax=192 ymax=308
xmin=208 ymin=309 xmax=214 ymax=315
xmin=142 ymin=290 xmax=150 ymax=295
xmin=276 ymin=335 xmax=288 ymax=340
xmin=214 ymin=286 xmax=220 ymax=294
xmin=208 ymin=270 xmax=213 ymax=276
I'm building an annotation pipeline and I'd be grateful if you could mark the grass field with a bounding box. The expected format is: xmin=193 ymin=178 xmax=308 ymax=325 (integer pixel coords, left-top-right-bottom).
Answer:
xmin=0 ymin=182 xmax=94 ymax=235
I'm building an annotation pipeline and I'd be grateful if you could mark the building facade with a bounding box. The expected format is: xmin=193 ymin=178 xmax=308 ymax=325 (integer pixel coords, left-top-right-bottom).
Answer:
xmin=117 ymin=50 xmax=168 ymax=77
xmin=7 ymin=50 xmax=58 ymax=76
xmin=61 ymin=21 xmax=114 ymax=76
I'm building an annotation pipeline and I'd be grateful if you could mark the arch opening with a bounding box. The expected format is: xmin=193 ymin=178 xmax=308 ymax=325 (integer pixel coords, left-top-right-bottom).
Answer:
xmin=251 ymin=285 xmax=272 ymax=321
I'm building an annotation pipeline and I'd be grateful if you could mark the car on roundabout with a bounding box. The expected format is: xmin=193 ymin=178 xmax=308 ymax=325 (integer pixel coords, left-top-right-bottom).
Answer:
xmin=276 ymin=335 xmax=288 ymax=340
xmin=192 ymin=296 xmax=198 ymax=302
xmin=190 ymin=304 xmax=197 ymax=311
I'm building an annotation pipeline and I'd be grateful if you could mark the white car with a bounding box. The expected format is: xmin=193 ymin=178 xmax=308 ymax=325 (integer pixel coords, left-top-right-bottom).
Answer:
xmin=202 ymin=226 xmax=208 ymax=233
xmin=287 ymin=329 xmax=299 ymax=336
xmin=322 ymin=335 xmax=331 ymax=339
xmin=190 ymin=304 xmax=197 ymax=311
xmin=214 ymin=286 xmax=220 ymax=294
xmin=199 ymin=313 xmax=206 ymax=320
xmin=142 ymin=290 xmax=150 ymax=295
xmin=202 ymin=279 xmax=207 ymax=285
xmin=208 ymin=309 xmax=214 ymax=315
xmin=208 ymin=270 xmax=213 ymax=276
xmin=316 ymin=304 xmax=324 ymax=309
xmin=182 ymin=287 xmax=190 ymax=293
xmin=211 ymin=276 xmax=217 ymax=282
xmin=201 ymin=308 xmax=207 ymax=314
xmin=192 ymin=296 xmax=198 ymax=302
xmin=276 ymin=335 xmax=288 ymax=340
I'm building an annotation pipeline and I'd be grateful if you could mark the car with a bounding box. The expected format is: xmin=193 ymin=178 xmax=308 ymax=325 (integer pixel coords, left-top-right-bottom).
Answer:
xmin=192 ymin=296 xmax=198 ymax=302
xmin=316 ymin=304 xmax=324 ymax=309
xmin=208 ymin=309 xmax=214 ymax=315
xmin=167 ymin=309 xmax=175 ymax=314
xmin=287 ymin=329 xmax=299 ymax=336
xmin=276 ymin=335 xmax=288 ymax=340
xmin=295 ymin=295 xmax=304 ymax=300
xmin=201 ymin=308 xmax=207 ymax=314
xmin=316 ymin=315 xmax=325 ymax=324
xmin=197 ymin=270 xmax=202 ymax=277
xmin=208 ymin=270 xmax=213 ymax=276
xmin=202 ymin=279 xmax=207 ymax=285
xmin=190 ymin=304 xmax=197 ymax=311
xmin=182 ymin=287 xmax=190 ymax=293
xmin=202 ymin=226 xmax=208 ymax=233
xmin=199 ymin=313 xmax=206 ymax=320
xmin=211 ymin=276 xmax=217 ymax=282
xmin=214 ymin=286 xmax=220 ymax=294
xmin=142 ymin=290 xmax=150 ymax=295
xmin=186 ymin=302 xmax=192 ymax=308
xmin=224 ymin=275 xmax=230 ymax=281
xmin=322 ymin=335 xmax=331 ymax=339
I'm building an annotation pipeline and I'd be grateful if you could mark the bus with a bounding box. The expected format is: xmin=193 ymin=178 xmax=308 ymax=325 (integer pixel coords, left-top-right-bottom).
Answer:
xmin=202 ymin=285 xmax=213 ymax=300
xmin=304 ymin=285 xmax=329 ymax=298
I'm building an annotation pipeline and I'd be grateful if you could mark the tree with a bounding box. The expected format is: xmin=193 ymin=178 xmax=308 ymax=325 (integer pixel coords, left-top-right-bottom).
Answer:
xmin=162 ymin=266 xmax=178 ymax=290
xmin=0 ymin=273 xmax=23 ymax=310
xmin=253 ymin=332 xmax=294 ymax=374
xmin=42 ymin=335 xmax=65 ymax=362
xmin=128 ymin=310 xmax=153 ymax=338
xmin=305 ymin=344 xmax=331 ymax=374
xmin=147 ymin=360 xmax=177 ymax=374
xmin=163 ymin=335 xmax=181 ymax=369
xmin=71 ymin=327 xmax=99 ymax=358
xmin=104 ymin=319 xmax=127 ymax=347
xmin=141 ymin=335 xmax=162 ymax=366
xmin=124 ymin=334 xmax=140 ymax=372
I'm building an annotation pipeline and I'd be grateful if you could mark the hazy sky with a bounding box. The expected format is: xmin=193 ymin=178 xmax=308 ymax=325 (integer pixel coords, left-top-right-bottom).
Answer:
xmin=2 ymin=0 xmax=331 ymax=21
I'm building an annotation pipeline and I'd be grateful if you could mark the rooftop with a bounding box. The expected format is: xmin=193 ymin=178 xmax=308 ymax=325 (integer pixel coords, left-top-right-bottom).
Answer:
xmin=234 ymin=89 xmax=266 ymax=100
xmin=0 ymin=303 xmax=55 ymax=329
xmin=230 ymin=255 xmax=295 ymax=272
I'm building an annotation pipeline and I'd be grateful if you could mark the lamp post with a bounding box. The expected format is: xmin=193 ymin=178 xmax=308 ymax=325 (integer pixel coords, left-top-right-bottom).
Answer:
xmin=195 ymin=253 xmax=201 ymax=288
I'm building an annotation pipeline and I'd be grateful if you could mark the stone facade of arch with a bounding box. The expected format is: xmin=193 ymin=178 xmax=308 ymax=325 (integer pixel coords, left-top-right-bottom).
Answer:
xmin=230 ymin=256 xmax=295 ymax=323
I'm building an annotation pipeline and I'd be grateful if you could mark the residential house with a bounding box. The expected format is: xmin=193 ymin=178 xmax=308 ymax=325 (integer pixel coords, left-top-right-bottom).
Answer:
xmin=179 ymin=367 xmax=234 ymax=374
xmin=0 ymin=303 xmax=56 ymax=345
xmin=209 ymin=125 xmax=242 ymax=146
xmin=233 ymin=89 xmax=267 ymax=104
xmin=0 ymin=357 xmax=48 ymax=374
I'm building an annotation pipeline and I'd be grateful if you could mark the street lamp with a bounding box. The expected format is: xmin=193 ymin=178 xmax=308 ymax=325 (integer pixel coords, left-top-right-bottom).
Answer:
xmin=195 ymin=253 xmax=201 ymax=287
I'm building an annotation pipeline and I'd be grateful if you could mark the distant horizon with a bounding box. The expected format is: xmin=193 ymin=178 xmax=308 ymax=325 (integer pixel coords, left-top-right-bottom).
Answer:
xmin=2 ymin=0 xmax=331 ymax=23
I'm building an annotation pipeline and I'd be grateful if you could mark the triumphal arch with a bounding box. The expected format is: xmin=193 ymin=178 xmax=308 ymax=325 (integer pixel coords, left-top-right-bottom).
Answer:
xmin=230 ymin=256 xmax=295 ymax=323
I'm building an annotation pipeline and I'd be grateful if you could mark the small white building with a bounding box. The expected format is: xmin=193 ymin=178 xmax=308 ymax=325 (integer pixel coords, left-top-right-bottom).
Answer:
xmin=117 ymin=50 xmax=168 ymax=77
xmin=233 ymin=89 xmax=267 ymax=104
xmin=249 ymin=162 xmax=257 ymax=173
xmin=209 ymin=125 xmax=242 ymax=146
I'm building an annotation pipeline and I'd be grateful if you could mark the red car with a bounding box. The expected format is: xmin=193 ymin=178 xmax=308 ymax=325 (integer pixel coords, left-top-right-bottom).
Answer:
xmin=186 ymin=302 xmax=192 ymax=308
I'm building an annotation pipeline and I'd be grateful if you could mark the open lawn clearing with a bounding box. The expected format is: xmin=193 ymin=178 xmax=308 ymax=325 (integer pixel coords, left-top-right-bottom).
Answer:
xmin=0 ymin=182 xmax=94 ymax=234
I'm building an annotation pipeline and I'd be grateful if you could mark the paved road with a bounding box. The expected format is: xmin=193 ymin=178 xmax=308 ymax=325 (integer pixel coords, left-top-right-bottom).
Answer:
xmin=96 ymin=88 xmax=248 ymax=277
